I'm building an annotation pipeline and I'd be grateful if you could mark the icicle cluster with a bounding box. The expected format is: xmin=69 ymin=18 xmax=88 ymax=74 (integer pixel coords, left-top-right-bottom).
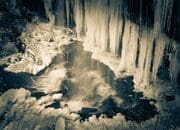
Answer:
xmin=44 ymin=0 xmax=179 ymax=85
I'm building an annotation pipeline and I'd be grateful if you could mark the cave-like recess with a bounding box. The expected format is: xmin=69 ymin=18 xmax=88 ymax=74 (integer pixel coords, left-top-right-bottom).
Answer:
xmin=0 ymin=0 xmax=179 ymax=130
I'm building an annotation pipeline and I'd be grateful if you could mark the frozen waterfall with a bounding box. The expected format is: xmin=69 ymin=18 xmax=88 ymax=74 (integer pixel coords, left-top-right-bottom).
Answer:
xmin=43 ymin=0 xmax=179 ymax=86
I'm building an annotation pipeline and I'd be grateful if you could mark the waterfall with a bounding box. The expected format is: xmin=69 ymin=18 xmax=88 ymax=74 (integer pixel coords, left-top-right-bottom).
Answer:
xmin=44 ymin=0 xmax=179 ymax=86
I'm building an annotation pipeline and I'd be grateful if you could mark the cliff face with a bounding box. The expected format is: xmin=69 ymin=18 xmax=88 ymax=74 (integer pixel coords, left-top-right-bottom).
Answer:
xmin=43 ymin=0 xmax=179 ymax=86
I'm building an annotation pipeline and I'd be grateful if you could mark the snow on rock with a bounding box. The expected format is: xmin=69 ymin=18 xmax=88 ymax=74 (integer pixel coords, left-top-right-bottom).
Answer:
xmin=0 ymin=88 xmax=30 ymax=105
xmin=0 ymin=88 xmax=179 ymax=130
xmin=0 ymin=88 xmax=64 ymax=130
xmin=55 ymin=117 xmax=65 ymax=130
xmin=4 ymin=19 xmax=76 ymax=75
xmin=52 ymin=93 xmax=63 ymax=101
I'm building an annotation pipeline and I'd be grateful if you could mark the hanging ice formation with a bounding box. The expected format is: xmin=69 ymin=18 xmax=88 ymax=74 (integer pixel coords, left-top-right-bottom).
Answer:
xmin=44 ymin=0 xmax=179 ymax=86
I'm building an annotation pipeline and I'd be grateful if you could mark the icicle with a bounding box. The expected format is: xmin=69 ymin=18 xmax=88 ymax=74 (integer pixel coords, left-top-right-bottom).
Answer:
xmin=169 ymin=41 xmax=180 ymax=82
xmin=43 ymin=0 xmax=55 ymax=24
xmin=151 ymin=35 xmax=167 ymax=81
xmin=154 ymin=0 xmax=174 ymax=34
xmin=135 ymin=29 xmax=149 ymax=85
xmin=54 ymin=0 xmax=66 ymax=26
xmin=142 ymin=31 xmax=154 ymax=85
xmin=109 ymin=0 xmax=123 ymax=55
xmin=74 ymin=0 xmax=86 ymax=39
xmin=65 ymin=0 xmax=70 ymax=27
xmin=118 ymin=20 xmax=131 ymax=72
xmin=125 ymin=23 xmax=139 ymax=72
xmin=55 ymin=0 xmax=178 ymax=86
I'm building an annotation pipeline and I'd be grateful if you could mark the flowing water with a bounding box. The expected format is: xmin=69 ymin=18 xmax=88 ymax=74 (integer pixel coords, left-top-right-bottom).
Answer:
xmin=0 ymin=41 xmax=158 ymax=122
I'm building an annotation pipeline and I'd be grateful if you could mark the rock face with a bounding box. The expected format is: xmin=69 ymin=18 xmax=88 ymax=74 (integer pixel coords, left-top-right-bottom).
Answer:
xmin=43 ymin=0 xmax=179 ymax=86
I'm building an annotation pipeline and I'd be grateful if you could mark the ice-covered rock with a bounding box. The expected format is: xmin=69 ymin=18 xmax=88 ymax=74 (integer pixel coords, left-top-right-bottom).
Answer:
xmin=5 ymin=21 xmax=76 ymax=75
xmin=52 ymin=93 xmax=63 ymax=101
xmin=55 ymin=117 xmax=65 ymax=130
xmin=0 ymin=87 xmax=179 ymax=130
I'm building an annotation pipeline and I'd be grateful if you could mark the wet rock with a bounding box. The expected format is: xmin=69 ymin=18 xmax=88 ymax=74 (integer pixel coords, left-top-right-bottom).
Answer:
xmin=31 ymin=91 xmax=46 ymax=99
xmin=78 ymin=107 xmax=98 ymax=121
xmin=15 ymin=40 xmax=26 ymax=53
xmin=164 ymin=94 xmax=175 ymax=101
xmin=115 ymin=76 xmax=134 ymax=99
xmin=49 ymin=38 xmax=54 ymax=42
xmin=60 ymin=79 xmax=73 ymax=98
xmin=161 ymin=89 xmax=176 ymax=102
xmin=77 ymin=75 xmax=158 ymax=123
xmin=45 ymin=101 xmax=60 ymax=109
xmin=99 ymin=97 xmax=118 ymax=118
xmin=0 ymin=65 xmax=33 ymax=93
xmin=118 ymin=99 xmax=158 ymax=122
xmin=1 ymin=42 xmax=18 ymax=56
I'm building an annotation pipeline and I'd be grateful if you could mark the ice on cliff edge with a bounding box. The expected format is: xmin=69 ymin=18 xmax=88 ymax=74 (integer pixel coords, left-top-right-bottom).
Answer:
xmin=4 ymin=0 xmax=179 ymax=85
xmin=74 ymin=0 xmax=179 ymax=86
xmin=45 ymin=0 xmax=179 ymax=86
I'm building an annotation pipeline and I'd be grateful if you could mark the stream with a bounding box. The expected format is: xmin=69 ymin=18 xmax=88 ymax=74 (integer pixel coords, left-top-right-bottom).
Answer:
xmin=0 ymin=41 xmax=158 ymax=122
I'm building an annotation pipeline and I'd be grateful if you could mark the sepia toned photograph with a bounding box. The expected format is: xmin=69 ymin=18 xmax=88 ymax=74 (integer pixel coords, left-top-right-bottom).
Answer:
xmin=0 ymin=0 xmax=179 ymax=130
